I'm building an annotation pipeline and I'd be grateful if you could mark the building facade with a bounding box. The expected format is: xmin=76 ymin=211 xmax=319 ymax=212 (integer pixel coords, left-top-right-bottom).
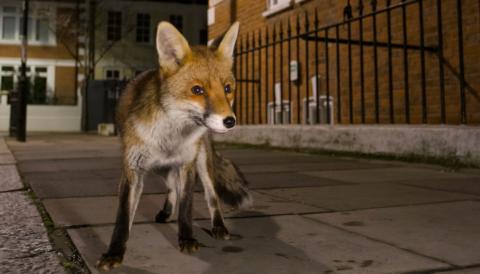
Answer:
xmin=0 ymin=0 xmax=207 ymax=132
xmin=91 ymin=0 xmax=207 ymax=81
xmin=0 ymin=0 xmax=81 ymax=105
xmin=208 ymin=0 xmax=480 ymax=125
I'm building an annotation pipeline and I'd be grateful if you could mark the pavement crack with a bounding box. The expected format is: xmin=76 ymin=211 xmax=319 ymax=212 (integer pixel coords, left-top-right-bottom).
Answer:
xmin=302 ymin=215 xmax=458 ymax=268
xmin=0 ymin=188 xmax=27 ymax=194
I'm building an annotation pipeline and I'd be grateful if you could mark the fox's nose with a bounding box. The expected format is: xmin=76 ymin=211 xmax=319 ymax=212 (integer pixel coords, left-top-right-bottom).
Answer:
xmin=223 ymin=116 xmax=236 ymax=128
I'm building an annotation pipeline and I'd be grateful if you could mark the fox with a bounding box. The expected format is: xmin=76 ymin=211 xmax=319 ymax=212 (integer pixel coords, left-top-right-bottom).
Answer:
xmin=96 ymin=21 xmax=252 ymax=271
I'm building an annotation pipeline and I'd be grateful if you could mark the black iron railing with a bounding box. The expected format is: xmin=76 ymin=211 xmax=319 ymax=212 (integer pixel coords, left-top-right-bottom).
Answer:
xmin=233 ymin=0 xmax=479 ymax=125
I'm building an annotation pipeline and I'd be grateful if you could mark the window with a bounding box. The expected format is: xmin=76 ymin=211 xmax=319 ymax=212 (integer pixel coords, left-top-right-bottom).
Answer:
xmin=0 ymin=64 xmax=52 ymax=104
xmin=267 ymin=0 xmax=290 ymax=9
xmin=106 ymin=69 xmax=120 ymax=80
xmin=2 ymin=6 xmax=18 ymax=40
xmin=19 ymin=17 xmax=34 ymax=40
xmin=107 ymin=11 xmax=122 ymax=41
xmin=169 ymin=15 xmax=183 ymax=33
xmin=0 ymin=5 xmax=52 ymax=44
xmin=22 ymin=66 xmax=48 ymax=104
xmin=0 ymin=66 xmax=15 ymax=92
xmin=36 ymin=18 xmax=49 ymax=43
xmin=263 ymin=0 xmax=291 ymax=17
xmin=30 ymin=67 xmax=48 ymax=104
xmin=207 ymin=7 xmax=215 ymax=26
xmin=136 ymin=13 xmax=150 ymax=43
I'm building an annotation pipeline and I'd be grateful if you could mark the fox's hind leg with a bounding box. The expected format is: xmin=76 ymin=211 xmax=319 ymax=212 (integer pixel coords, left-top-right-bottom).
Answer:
xmin=155 ymin=168 xmax=178 ymax=223
xmin=96 ymin=168 xmax=144 ymax=272
xmin=155 ymin=189 xmax=175 ymax=223
xmin=196 ymin=145 xmax=230 ymax=240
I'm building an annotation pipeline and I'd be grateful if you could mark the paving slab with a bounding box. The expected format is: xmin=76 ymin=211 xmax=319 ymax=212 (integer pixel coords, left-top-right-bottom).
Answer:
xmin=21 ymin=170 xmax=118 ymax=197
xmin=68 ymin=215 xmax=448 ymax=274
xmin=25 ymin=169 xmax=220 ymax=199
xmin=0 ymin=192 xmax=64 ymax=273
xmin=0 ymin=138 xmax=9 ymax=153
xmin=397 ymin=177 xmax=480 ymax=196
xmin=7 ymin=134 xmax=480 ymax=273
xmin=237 ymin=160 xmax=393 ymax=174
xmin=17 ymin=157 xmax=123 ymax=173
xmin=303 ymin=167 xmax=479 ymax=184
xmin=44 ymin=191 xmax=325 ymax=227
xmin=306 ymin=201 xmax=480 ymax=266
xmin=11 ymin=148 xmax=122 ymax=161
xmin=434 ymin=267 xmax=480 ymax=274
xmin=26 ymin=168 xmax=344 ymax=198
xmin=244 ymin=172 xmax=347 ymax=189
xmin=0 ymin=165 xmax=23 ymax=191
xmin=6 ymin=134 xmax=119 ymax=148
xmin=23 ymin=168 xmax=122 ymax=183
xmin=459 ymin=168 xmax=480 ymax=176
xmin=257 ymin=184 xmax=475 ymax=211
xmin=220 ymin=150 xmax=337 ymax=166
xmin=218 ymin=148 xmax=312 ymax=158
xmin=0 ymin=152 xmax=16 ymax=165
xmin=28 ymin=176 xmax=169 ymax=199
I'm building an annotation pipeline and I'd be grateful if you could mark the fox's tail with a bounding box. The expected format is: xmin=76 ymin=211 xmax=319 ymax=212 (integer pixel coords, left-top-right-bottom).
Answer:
xmin=212 ymin=151 xmax=253 ymax=209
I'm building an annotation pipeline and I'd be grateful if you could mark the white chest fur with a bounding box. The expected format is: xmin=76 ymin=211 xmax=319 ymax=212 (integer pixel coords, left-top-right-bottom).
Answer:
xmin=130 ymin=112 xmax=207 ymax=170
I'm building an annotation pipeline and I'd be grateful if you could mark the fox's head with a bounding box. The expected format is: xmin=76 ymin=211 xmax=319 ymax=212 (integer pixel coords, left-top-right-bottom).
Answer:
xmin=156 ymin=21 xmax=239 ymax=133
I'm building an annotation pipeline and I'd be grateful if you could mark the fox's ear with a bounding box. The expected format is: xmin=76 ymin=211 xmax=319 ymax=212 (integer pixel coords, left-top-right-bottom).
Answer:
xmin=216 ymin=22 xmax=239 ymax=61
xmin=156 ymin=22 xmax=191 ymax=73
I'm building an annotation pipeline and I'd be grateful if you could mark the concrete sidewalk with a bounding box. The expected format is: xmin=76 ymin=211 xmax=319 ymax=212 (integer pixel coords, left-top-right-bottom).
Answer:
xmin=0 ymin=136 xmax=64 ymax=274
xmin=5 ymin=133 xmax=480 ymax=274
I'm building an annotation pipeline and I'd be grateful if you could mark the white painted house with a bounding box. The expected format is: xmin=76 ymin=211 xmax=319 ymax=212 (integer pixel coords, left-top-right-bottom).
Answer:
xmin=0 ymin=0 xmax=83 ymax=132
xmin=0 ymin=0 xmax=207 ymax=132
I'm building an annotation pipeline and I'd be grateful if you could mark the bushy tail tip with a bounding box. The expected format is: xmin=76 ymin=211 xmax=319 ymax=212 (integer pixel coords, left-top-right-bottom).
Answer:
xmin=212 ymin=152 xmax=253 ymax=209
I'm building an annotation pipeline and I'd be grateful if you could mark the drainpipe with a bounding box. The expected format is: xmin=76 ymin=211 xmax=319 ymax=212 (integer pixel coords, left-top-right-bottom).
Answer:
xmin=230 ymin=0 xmax=237 ymax=24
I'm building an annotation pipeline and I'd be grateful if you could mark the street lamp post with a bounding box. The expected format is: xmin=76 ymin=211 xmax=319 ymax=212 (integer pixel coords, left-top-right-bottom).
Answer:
xmin=17 ymin=0 xmax=29 ymax=142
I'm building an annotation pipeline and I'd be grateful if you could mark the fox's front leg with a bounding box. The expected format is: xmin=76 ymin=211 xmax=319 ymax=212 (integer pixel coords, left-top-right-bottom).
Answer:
xmin=176 ymin=166 xmax=201 ymax=253
xmin=96 ymin=169 xmax=144 ymax=271
xmin=197 ymin=147 xmax=230 ymax=240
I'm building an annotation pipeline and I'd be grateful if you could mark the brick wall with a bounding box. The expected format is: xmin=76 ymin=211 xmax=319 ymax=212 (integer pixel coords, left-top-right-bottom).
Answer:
xmin=208 ymin=0 xmax=480 ymax=125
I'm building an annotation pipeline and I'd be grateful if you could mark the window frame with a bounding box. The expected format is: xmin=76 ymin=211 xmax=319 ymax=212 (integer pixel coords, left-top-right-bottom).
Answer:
xmin=105 ymin=68 xmax=121 ymax=80
xmin=107 ymin=11 xmax=122 ymax=42
xmin=0 ymin=66 xmax=15 ymax=92
xmin=0 ymin=4 xmax=55 ymax=46
xmin=29 ymin=66 xmax=49 ymax=104
xmin=135 ymin=13 xmax=151 ymax=44
xmin=262 ymin=0 xmax=292 ymax=17
xmin=0 ymin=63 xmax=54 ymax=104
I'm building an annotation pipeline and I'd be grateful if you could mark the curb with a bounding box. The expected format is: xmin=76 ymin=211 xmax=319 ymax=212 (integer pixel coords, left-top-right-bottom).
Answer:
xmin=0 ymin=137 xmax=66 ymax=273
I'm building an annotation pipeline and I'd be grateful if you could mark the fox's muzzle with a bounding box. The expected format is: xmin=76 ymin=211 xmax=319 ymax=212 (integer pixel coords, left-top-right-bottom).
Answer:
xmin=223 ymin=116 xmax=236 ymax=128
xmin=204 ymin=113 xmax=236 ymax=133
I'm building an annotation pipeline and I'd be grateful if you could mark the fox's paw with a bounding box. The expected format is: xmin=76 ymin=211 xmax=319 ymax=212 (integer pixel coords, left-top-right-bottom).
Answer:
xmin=96 ymin=253 xmax=123 ymax=272
xmin=212 ymin=226 xmax=230 ymax=240
xmin=155 ymin=210 xmax=172 ymax=223
xmin=179 ymin=238 xmax=200 ymax=253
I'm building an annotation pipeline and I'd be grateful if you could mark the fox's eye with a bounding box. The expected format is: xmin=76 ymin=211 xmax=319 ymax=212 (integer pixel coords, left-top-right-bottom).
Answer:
xmin=191 ymin=85 xmax=204 ymax=95
xmin=224 ymin=84 xmax=232 ymax=94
